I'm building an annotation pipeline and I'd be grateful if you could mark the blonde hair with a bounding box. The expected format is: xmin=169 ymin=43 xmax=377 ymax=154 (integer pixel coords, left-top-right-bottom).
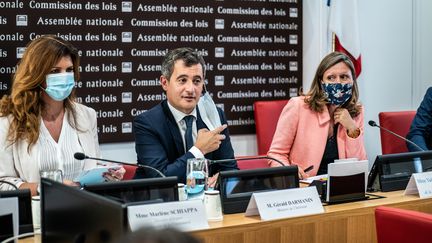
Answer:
xmin=0 ymin=35 xmax=81 ymax=150
xmin=302 ymin=51 xmax=361 ymax=117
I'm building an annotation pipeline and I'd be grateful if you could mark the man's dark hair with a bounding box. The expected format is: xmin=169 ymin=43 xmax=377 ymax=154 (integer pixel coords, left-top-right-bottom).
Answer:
xmin=161 ymin=47 xmax=206 ymax=80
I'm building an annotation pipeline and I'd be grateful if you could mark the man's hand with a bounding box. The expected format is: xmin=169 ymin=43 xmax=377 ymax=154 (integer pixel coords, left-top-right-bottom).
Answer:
xmin=195 ymin=124 xmax=228 ymax=155
xmin=208 ymin=173 xmax=219 ymax=188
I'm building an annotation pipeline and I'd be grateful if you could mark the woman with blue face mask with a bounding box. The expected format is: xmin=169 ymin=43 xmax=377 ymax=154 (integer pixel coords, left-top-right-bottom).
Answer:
xmin=0 ymin=35 xmax=124 ymax=196
xmin=268 ymin=52 xmax=367 ymax=179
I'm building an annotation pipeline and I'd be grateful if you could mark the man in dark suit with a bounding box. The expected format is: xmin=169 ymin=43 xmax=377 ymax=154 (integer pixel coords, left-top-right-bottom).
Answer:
xmin=407 ymin=87 xmax=432 ymax=151
xmin=134 ymin=47 xmax=238 ymax=183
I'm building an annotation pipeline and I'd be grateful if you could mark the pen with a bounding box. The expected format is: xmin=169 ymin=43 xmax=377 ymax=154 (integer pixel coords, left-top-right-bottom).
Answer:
xmin=304 ymin=165 xmax=314 ymax=173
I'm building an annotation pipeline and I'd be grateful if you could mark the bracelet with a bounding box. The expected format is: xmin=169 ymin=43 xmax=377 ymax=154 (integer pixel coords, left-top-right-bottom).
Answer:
xmin=347 ymin=128 xmax=361 ymax=138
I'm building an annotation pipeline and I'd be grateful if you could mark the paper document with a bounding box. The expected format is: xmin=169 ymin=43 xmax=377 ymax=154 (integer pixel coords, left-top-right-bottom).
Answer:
xmin=74 ymin=166 xmax=119 ymax=185
xmin=300 ymin=174 xmax=328 ymax=184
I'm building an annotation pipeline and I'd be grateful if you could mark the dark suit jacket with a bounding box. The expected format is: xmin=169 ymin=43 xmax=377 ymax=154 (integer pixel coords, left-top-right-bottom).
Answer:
xmin=133 ymin=100 xmax=238 ymax=183
xmin=407 ymin=87 xmax=432 ymax=151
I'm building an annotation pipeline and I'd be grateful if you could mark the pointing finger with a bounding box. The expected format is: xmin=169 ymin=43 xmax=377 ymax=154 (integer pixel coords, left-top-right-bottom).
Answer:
xmin=212 ymin=124 xmax=227 ymax=134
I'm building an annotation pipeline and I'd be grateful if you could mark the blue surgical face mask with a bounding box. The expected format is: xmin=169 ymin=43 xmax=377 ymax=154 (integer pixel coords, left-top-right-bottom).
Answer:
xmin=322 ymin=82 xmax=353 ymax=106
xmin=197 ymin=87 xmax=222 ymax=131
xmin=43 ymin=72 xmax=75 ymax=101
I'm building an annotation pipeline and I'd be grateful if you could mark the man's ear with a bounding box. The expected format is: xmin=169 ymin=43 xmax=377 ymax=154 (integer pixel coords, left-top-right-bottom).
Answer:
xmin=160 ymin=75 xmax=168 ymax=91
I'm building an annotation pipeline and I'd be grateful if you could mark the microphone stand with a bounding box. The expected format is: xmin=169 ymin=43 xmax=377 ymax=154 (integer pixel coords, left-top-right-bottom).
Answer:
xmin=368 ymin=120 xmax=425 ymax=152
xmin=74 ymin=153 xmax=166 ymax=178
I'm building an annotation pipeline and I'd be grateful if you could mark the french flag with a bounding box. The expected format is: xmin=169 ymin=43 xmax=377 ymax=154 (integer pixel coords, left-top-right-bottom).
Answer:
xmin=328 ymin=0 xmax=362 ymax=77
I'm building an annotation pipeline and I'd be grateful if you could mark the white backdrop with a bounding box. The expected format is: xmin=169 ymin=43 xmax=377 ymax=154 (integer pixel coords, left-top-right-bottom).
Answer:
xmin=101 ymin=0 xmax=432 ymax=165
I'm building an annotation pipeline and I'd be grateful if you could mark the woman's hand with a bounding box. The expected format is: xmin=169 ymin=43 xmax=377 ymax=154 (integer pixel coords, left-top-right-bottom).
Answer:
xmin=103 ymin=166 xmax=126 ymax=181
xmin=334 ymin=108 xmax=360 ymax=137
xmin=19 ymin=182 xmax=38 ymax=196
xmin=298 ymin=167 xmax=309 ymax=180
xmin=334 ymin=108 xmax=355 ymax=130
xmin=63 ymin=180 xmax=80 ymax=187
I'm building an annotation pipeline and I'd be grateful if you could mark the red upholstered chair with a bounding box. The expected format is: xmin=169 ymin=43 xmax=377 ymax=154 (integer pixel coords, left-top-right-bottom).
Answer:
xmin=375 ymin=206 xmax=432 ymax=243
xmin=122 ymin=164 xmax=137 ymax=180
xmin=235 ymin=156 xmax=269 ymax=170
xmin=378 ymin=111 xmax=416 ymax=154
xmin=254 ymin=100 xmax=289 ymax=155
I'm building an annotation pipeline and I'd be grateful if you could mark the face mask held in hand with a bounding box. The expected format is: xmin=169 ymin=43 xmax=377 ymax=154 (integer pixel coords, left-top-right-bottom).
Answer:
xmin=322 ymin=83 xmax=353 ymax=106
xmin=197 ymin=88 xmax=222 ymax=131
xmin=43 ymin=72 xmax=75 ymax=101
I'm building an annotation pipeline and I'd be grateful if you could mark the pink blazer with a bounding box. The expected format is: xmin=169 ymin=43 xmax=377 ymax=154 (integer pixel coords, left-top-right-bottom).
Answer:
xmin=267 ymin=96 xmax=367 ymax=176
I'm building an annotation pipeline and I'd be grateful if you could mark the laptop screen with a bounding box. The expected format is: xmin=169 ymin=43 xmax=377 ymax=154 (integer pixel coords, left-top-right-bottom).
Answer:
xmin=367 ymin=151 xmax=432 ymax=192
xmin=41 ymin=178 xmax=126 ymax=242
xmin=83 ymin=176 xmax=179 ymax=204
xmin=219 ymin=166 xmax=299 ymax=214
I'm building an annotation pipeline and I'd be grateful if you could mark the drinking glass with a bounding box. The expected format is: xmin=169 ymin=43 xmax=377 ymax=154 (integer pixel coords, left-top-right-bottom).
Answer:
xmin=186 ymin=158 xmax=208 ymax=200
xmin=40 ymin=169 xmax=63 ymax=183
xmin=31 ymin=195 xmax=41 ymax=232
xmin=204 ymin=190 xmax=223 ymax=221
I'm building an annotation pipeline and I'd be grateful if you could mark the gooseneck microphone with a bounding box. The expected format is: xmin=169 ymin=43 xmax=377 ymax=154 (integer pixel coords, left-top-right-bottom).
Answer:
xmin=368 ymin=120 xmax=424 ymax=152
xmin=74 ymin=152 xmax=166 ymax=177
xmin=209 ymin=155 xmax=286 ymax=167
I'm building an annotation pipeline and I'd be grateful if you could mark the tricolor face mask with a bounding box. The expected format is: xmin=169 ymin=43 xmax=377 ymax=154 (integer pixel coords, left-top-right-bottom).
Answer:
xmin=321 ymin=82 xmax=353 ymax=106
xmin=43 ymin=72 xmax=75 ymax=101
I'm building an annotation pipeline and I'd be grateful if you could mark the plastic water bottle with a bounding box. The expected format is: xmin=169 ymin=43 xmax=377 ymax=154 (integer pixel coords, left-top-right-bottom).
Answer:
xmin=413 ymin=157 xmax=423 ymax=173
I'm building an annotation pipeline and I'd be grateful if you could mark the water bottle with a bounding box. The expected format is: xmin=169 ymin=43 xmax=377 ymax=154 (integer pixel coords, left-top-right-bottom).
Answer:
xmin=413 ymin=157 xmax=423 ymax=173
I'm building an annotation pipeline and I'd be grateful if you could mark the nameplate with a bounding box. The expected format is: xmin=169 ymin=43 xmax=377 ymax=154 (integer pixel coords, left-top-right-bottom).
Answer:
xmin=127 ymin=200 xmax=209 ymax=232
xmin=245 ymin=187 xmax=324 ymax=221
xmin=404 ymin=171 xmax=432 ymax=198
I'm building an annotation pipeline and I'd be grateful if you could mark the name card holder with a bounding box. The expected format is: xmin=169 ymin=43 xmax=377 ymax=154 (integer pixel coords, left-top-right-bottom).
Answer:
xmin=127 ymin=200 xmax=209 ymax=232
xmin=245 ymin=187 xmax=324 ymax=221
xmin=326 ymin=160 xmax=368 ymax=203
xmin=404 ymin=171 xmax=432 ymax=198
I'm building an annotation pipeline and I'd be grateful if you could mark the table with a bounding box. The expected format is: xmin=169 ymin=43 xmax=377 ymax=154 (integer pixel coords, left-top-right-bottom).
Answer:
xmin=19 ymin=191 xmax=432 ymax=243
xmin=193 ymin=191 xmax=432 ymax=243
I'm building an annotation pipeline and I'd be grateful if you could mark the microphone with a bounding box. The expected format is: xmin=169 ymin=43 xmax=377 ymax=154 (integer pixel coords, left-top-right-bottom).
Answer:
xmin=209 ymin=155 xmax=286 ymax=167
xmin=368 ymin=120 xmax=424 ymax=152
xmin=74 ymin=152 xmax=166 ymax=177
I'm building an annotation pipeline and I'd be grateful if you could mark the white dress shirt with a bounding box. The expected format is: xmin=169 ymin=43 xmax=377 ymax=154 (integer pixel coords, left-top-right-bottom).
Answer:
xmin=167 ymin=102 xmax=204 ymax=158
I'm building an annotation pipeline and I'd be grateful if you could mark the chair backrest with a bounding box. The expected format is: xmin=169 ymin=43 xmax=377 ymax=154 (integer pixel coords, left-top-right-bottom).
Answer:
xmin=235 ymin=156 xmax=269 ymax=170
xmin=254 ymin=100 xmax=289 ymax=155
xmin=375 ymin=206 xmax=432 ymax=243
xmin=378 ymin=111 xmax=416 ymax=154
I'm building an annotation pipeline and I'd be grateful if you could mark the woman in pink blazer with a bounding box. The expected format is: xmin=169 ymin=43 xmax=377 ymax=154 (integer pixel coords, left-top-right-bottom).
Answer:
xmin=268 ymin=52 xmax=367 ymax=179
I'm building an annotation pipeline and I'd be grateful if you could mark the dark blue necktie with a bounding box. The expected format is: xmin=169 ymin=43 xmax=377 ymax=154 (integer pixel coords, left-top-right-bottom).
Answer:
xmin=184 ymin=115 xmax=194 ymax=151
